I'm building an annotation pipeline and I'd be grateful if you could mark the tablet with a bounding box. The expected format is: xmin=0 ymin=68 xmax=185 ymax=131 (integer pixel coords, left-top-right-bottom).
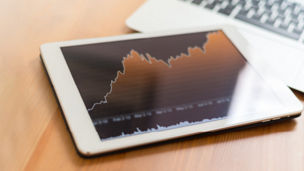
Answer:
xmin=40 ymin=25 xmax=303 ymax=156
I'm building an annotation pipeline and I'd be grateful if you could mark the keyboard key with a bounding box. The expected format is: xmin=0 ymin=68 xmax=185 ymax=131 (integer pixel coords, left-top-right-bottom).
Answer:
xmin=204 ymin=2 xmax=217 ymax=9
xmin=266 ymin=18 xmax=276 ymax=26
xmin=278 ymin=7 xmax=287 ymax=15
xmin=279 ymin=22 xmax=289 ymax=30
xmin=265 ymin=3 xmax=273 ymax=11
xmin=276 ymin=16 xmax=285 ymax=23
xmin=238 ymin=9 xmax=250 ymax=16
xmin=192 ymin=0 xmax=204 ymax=5
xmin=251 ymin=13 xmax=263 ymax=21
xmin=265 ymin=12 xmax=276 ymax=23
xmin=293 ymin=28 xmax=303 ymax=35
xmin=251 ymin=0 xmax=259 ymax=7
xmin=218 ymin=4 xmax=235 ymax=15
xmin=291 ymin=12 xmax=299 ymax=20
xmin=293 ymin=23 xmax=304 ymax=33
xmin=290 ymin=20 xmax=299 ymax=27
xmin=236 ymin=1 xmax=246 ymax=7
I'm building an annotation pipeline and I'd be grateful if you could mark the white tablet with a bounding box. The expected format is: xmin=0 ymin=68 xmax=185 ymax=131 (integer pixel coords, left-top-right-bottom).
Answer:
xmin=40 ymin=25 xmax=303 ymax=156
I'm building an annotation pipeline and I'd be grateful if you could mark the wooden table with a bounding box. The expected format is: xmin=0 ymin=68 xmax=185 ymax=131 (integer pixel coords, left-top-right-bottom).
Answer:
xmin=1 ymin=0 xmax=304 ymax=170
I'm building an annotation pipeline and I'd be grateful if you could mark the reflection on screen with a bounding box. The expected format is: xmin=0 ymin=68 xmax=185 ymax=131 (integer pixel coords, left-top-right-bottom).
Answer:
xmin=61 ymin=30 xmax=282 ymax=140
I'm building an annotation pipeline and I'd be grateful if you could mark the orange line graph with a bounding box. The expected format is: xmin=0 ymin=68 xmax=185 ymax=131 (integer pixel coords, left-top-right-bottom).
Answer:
xmin=88 ymin=30 xmax=241 ymax=111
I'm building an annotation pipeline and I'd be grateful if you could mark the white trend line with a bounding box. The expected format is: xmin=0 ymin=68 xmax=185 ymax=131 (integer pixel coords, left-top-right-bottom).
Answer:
xmin=87 ymin=51 xmax=133 ymax=111
xmin=87 ymin=69 xmax=125 ymax=111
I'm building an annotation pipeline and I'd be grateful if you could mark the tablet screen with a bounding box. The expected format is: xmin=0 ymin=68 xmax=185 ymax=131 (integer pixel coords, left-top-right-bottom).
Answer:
xmin=61 ymin=30 xmax=281 ymax=140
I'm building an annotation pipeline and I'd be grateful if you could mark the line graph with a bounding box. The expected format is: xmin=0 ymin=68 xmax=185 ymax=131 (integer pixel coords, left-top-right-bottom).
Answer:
xmin=88 ymin=30 xmax=237 ymax=112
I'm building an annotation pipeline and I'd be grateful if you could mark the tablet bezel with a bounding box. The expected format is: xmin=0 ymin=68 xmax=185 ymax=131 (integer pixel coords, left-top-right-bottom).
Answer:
xmin=40 ymin=25 xmax=303 ymax=156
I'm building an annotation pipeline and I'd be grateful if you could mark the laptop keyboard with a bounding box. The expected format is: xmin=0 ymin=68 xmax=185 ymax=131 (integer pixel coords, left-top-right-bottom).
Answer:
xmin=183 ymin=0 xmax=304 ymax=42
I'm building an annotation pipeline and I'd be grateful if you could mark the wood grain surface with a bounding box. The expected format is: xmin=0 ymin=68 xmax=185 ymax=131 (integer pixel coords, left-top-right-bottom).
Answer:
xmin=0 ymin=0 xmax=303 ymax=170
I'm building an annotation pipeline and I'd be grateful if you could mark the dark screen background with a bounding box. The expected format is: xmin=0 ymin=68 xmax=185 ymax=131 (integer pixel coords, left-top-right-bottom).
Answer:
xmin=61 ymin=30 xmax=247 ymax=140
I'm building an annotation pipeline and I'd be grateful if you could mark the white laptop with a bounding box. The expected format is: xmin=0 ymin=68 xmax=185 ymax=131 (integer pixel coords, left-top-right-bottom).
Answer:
xmin=126 ymin=0 xmax=304 ymax=93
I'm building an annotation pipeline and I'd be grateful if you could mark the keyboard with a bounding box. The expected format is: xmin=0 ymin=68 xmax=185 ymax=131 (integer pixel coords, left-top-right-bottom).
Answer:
xmin=183 ymin=0 xmax=304 ymax=43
